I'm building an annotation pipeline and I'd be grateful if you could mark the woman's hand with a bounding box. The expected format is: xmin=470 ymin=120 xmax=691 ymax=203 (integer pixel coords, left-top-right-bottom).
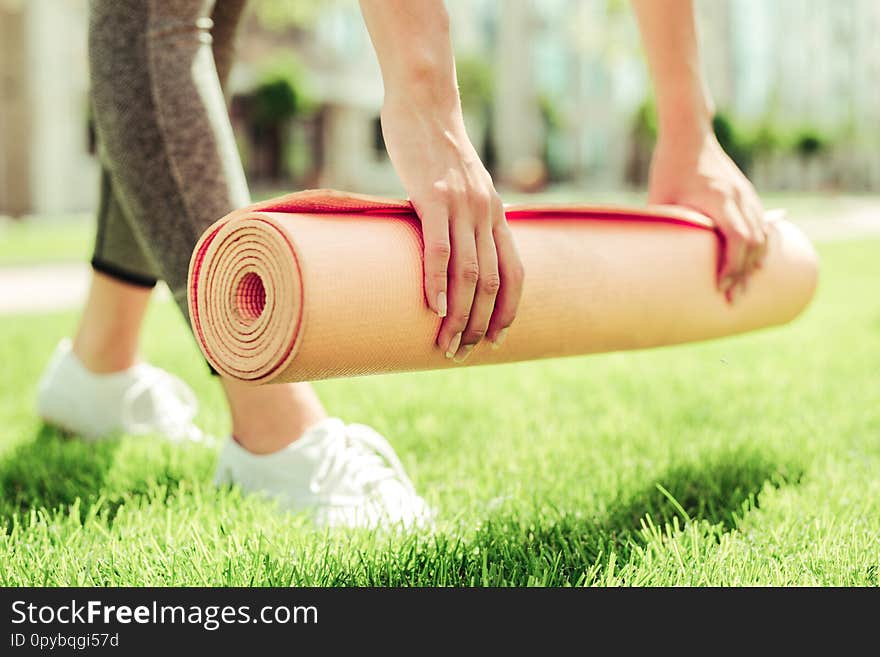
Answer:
xmin=359 ymin=0 xmax=523 ymax=361
xmin=381 ymin=94 xmax=523 ymax=361
xmin=648 ymin=128 xmax=768 ymax=303
xmin=632 ymin=0 xmax=768 ymax=303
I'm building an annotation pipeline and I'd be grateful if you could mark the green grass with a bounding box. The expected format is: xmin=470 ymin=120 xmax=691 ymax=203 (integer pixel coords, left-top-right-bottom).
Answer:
xmin=1 ymin=239 xmax=879 ymax=586
xmin=0 ymin=214 xmax=93 ymax=266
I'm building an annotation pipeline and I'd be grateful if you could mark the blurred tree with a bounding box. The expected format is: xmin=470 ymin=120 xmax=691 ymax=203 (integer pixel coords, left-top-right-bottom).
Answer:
xmin=246 ymin=54 xmax=314 ymax=181
xmin=456 ymin=54 xmax=497 ymax=173
xmin=251 ymin=0 xmax=328 ymax=30
xmin=456 ymin=54 xmax=494 ymax=113
xmin=712 ymin=111 xmax=752 ymax=174
xmin=748 ymin=119 xmax=785 ymax=188
xmin=251 ymin=78 xmax=299 ymax=128
xmin=793 ymin=130 xmax=827 ymax=160
xmin=751 ymin=121 xmax=783 ymax=158
xmin=624 ymin=97 xmax=656 ymax=185
xmin=539 ymin=92 xmax=567 ymax=183
xmin=631 ymin=98 xmax=657 ymax=141
xmin=789 ymin=128 xmax=831 ymax=189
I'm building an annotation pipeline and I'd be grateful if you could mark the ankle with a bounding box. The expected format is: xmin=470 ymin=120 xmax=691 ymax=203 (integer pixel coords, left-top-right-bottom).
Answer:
xmin=231 ymin=417 xmax=324 ymax=455
xmin=72 ymin=271 xmax=151 ymax=374
xmin=223 ymin=380 xmax=327 ymax=455
xmin=72 ymin=334 xmax=139 ymax=374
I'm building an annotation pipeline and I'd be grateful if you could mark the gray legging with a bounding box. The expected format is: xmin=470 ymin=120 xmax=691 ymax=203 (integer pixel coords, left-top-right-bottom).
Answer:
xmin=89 ymin=0 xmax=250 ymax=320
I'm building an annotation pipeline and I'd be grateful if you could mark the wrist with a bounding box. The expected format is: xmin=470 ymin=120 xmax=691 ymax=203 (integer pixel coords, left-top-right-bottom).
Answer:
xmin=383 ymin=64 xmax=459 ymax=111
xmin=378 ymin=10 xmax=457 ymax=106
xmin=655 ymin=85 xmax=715 ymax=142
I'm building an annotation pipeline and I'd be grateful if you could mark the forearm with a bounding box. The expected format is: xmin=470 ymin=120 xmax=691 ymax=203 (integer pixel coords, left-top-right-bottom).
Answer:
xmin=359 ymin=0 xmax=459 ymax=109
xmin=631 ymin=0 xmax=714 ymax=137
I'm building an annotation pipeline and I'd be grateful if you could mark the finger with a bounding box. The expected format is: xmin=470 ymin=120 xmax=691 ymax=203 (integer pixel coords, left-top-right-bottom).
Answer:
xmin=745 ymin=224 xmax=770 ymax=273
xmin=486 ymin=220 xmax=524 ymax=348
xmin=437 ymin=219 xmax=479 ymax=358
xmin=740 ymin=185 xmax=768 ymax=265
xmin=734 ymin=204 xmax=759 ymax=291
xmin=755 ymin=221 xmax=770 ymax=269
xmin=749 ymin=199 xmax=770 ymax=270
xmin=454 ymin=227 xmax=499 ymax=362
xmin=738 ymin=193 xmax=766 ymax=278
xmin=418 ymin=203 xmax=452 ymax=318
xmin=741 ymin=197 xmax=768 ymax=299
xmin=717 ymin=200 xmax=750 ymax=302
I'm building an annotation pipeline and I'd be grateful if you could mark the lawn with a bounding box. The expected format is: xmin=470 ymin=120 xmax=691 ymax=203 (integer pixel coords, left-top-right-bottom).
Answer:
xmin=0 ymin=214 xmax=93 ymax=266
xmin=1 ymin=237 xmax=879 ymax=586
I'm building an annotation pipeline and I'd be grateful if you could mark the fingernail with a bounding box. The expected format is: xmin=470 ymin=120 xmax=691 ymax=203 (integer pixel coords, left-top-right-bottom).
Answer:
xmin=720 ymin=275 xmax=734 ymax=293
xmin=445 ymin=332 xmax=462 ymax=359
xmin=491 ymin=327 xmax=509 ymax=350
xmin=453 ymin=344 xmax=475 ymax=363
xmin=437 ymin=291 xmax=447 ymax=318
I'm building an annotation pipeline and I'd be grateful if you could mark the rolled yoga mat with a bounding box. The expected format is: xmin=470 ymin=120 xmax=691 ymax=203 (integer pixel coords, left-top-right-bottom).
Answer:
xmin=188 ymin=189 xmax=818 ymax=384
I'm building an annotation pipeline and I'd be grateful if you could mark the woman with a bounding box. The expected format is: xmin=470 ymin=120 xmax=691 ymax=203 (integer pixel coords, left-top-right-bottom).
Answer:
xmin=36 ymin=0 xmax=767 ymax=528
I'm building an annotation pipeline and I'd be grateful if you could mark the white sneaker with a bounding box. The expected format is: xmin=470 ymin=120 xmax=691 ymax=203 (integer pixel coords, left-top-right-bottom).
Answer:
xmin=36 ymin=338 xmax=211 ymax=444
xmin=214 ymin=418 xmax=433 ymax=529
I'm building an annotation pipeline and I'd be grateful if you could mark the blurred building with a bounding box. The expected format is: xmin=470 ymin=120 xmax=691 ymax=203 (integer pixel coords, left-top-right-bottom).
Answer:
xmin=700 ymin=0 xmax=880 ymax=190
xmin=228 ymin=0 xmax=502 ymax=193
xmin=2 ymin=0 xmax=879 ymax=217
xmin=231 ymin=2 xmax=397 ymax=191
xmin=0 ymin=0 xmax=94 ymax=216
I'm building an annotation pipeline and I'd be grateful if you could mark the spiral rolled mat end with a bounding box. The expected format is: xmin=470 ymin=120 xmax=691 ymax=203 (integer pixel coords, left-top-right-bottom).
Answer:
xmin=189 ymin=213 xmax=304 ymax=382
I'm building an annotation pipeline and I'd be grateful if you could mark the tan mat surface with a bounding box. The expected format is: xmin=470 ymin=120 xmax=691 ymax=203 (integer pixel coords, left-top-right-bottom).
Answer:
xmin=188 ymin=190 xmax=818 ymax=383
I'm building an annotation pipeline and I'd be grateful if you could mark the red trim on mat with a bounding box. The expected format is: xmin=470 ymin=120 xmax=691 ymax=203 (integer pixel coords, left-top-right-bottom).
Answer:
xmin=251 ymin=189 xmax=716 ymax=232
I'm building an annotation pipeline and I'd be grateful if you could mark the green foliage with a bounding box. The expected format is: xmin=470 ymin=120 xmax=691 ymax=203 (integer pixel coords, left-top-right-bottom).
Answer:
xmin=631 ymin=97 xmax=658 ymax=142
xmin=632 ymin=102 xmax=837 ymax=173
xmin=0 ymin=216 xmax=92 ymax=264
xmin=539 ymin=93 xmax=567 ymax=182
xmin=250 ymin=55 xmax=313 ymax=127
xmin=456 ymin=54 xmax=494 ymax=112
xmin=750 ymin=121 xmax=784 ymax=156
xmin=714 ymin=113 xmax=835 ymax=165
xmin=251 ymin=78 xmax=300 ymax=127
xmin=712 ymin=111 xmax=753 ymax=173
xmin=251 ymin=0 xmax=328 ymax=30
xmin=794 ymin=130 xmax=827 ymax=159
xmin=538 ymin=93 xmax=564 ymax=132
xmin=604 ymin=0 xmax=629 ymax=16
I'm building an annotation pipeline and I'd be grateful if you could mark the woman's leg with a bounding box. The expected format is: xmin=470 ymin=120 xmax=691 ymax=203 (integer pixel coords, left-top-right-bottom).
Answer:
xmin=75 ymin=167 xmax=159 ymax=373
xmin=72 ymin=271 xmax=153 ymax=374
xmin=74 ymin=0 xmax=245 ymax=374
xmin=88 ymin=0 xmax=324 ymax=450
xmin=73 ymin=0 xmax=428 ymax=526
xmin=210 ymin=0 xmax=327 ymax=448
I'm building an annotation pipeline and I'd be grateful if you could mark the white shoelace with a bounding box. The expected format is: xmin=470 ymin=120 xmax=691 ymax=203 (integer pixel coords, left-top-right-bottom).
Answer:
xmin=310 ymin=423 xmax=418 ymax=504
xmin=120 ymin=367 xmax=214 ymax=446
